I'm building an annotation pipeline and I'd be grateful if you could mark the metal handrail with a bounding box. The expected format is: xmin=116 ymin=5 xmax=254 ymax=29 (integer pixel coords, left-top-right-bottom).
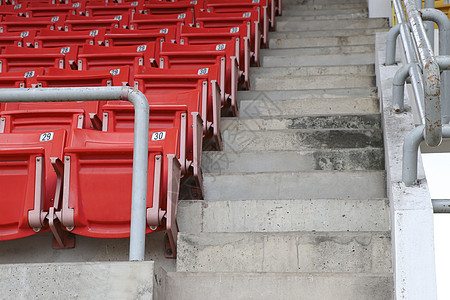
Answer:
xmin=388 ymin=0 xmax=450 ymax=185
xmin=0 ymin=87 xmax=149 ymax=261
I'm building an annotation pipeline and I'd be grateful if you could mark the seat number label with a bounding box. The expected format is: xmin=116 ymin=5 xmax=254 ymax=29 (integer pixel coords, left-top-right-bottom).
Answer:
xmin=90 ymin=30 xmax=98 ymax=36
xmin=137 ymin=45 xmax=147 ymax=52
xmin=160 ymin=28 xmax=169 ymax=34
xmin=40 ymin=132 xmax=54 ymax=142
xmin=178 ymin=13 xmax=186 ymax=19
xmin=216 ymin=44 xmax=226 ymax=50
xmin=24 ymin=71 xmax=35 ymax=78
xmin=198 ymin=68 xmax=209 ymax=75
xmin=60 ymin=47 xmax=70 ymax=54
xmin=20 ymin=31 xmax=29 ymax=38
xmin=114 ymin=15 xmax=122 ymax=21
xmin=243 ymin=12 xmax=251 ymax=18
xmin=51 ymin=16 xmax=59 ymax=22
xmin=72 ymin=2 xmax=80 ymax=7
xmin=151 ymin=131 xmax=166 ymax=141
xmin=230 ymin=27 xmax=239 ymax=33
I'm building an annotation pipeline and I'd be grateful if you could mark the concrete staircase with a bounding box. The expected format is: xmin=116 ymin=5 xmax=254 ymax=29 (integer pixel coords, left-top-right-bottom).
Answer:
xmin=166 ymin=0 xmax=393 ymax=298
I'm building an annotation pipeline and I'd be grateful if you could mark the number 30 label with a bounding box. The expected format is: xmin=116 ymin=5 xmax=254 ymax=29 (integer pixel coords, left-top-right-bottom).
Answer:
xmin=40 ymin=132 xmax=54 ymax=142
xmin=151 ymin=131 xmax=166 ymax=141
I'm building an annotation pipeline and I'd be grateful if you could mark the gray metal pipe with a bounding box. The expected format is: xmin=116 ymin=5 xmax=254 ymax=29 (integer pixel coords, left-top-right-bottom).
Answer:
xmin=433 ymin=199 xmax=450 ymax=213
xmin=393 ymin=63 xmax=415 ymax=112
xmin=0 ymin=87 xmax=150 ymax=261
xmin=404 ymin=0 xmax=442 ymax=147
xmin=403 ymin=125 xmax=450 ymax=185
xmin=386 ymin=24 xmax=402 ymax=65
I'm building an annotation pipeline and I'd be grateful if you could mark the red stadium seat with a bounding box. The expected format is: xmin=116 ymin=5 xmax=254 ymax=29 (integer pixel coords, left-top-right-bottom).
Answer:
xmin=0 ymin=3 xmax=27 ymax=17
xmin=104 ymin=26 xmax=177 ymax=47
xmin=101 ymin=90 xmax=204 ymax=195
xmin=205 ymin=0 xmax=269 ymax=46
xmin=34 ymin=28 xmax=106 ymax=48
xmin=25 ymin=2 xmax=84 ymax=17
xmin=160 ymin=41 xmax=239 ymax=116
xmin=0 ymin=129 xmax=68 ymax=244
xmin=85 ymin=0 xmax=143 ymax=17
xmin=0 ymin=30 xmax=37 ymax=49
xmin=180 ymin=24 xmax=251 ymax=89
xmin=0 ymin=45 xmax=78 ymax=72
xmin=64 ymin=14 xmax=129 ymax=31
xmin=196 ymin=10 xmax=262 ymax=66
xmin=0 ymin=68 xmax=44 ymax=88
xmin=60 ymin=127 xmax=181 ymax=257
xmin=130 ymin=11 xmax=193 ymax=39
xmin=77 ymin=43 xmax=156 ymax=82
xmin=0 ymin=15 xmax=66 ymax=32
xmin=142 ymin=1 xmax=196 ymax=15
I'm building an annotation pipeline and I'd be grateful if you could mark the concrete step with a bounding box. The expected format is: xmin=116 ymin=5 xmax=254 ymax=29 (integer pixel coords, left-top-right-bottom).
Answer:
xmin=275 ymin=18 xmax=388 ymax=32
xmin=239 ymin=96 xmax=379 ymax=116
xmin=221 ymin=128 xmax=382 ymax=152
xmin=201 ymin=148 xmax=384 ymax=173
xmin=221 ymin=115 xmax=381 ymax=130
xmin=269 ymin=28 xmax=386 ymax=39
xmin=281 ymin=12 xmax=368 ymax=20
xmin=283 ymin=3 xmax=367 ymax=11
xmin=261 ymin=45 xmax=375 ymax=57
xmin=178 ymin=198 xmax=390 ymax=233
xmin=284 ymin=0 xmax=367 ymax=5
xmin=250 ymin=65 xmax=375 ymax=77
xmin=283 ymin=8 xmax=367 ymax=17
xmin=164 ymin=272 xmax=393 ymax=300
xmin=262 ymin=53 xmax=375 ymax=67
xmin=204 ymin=170 xmax=386 ymax=200
xmin=176 ymin=231 xmax=391 ymax=273
xmin=238 ymin=87 xmax=378 ymax=101
xmin=269 ymin=35 xmax=376 ymax=49
xmin=251 ymin=74 xmax=375 ymax=91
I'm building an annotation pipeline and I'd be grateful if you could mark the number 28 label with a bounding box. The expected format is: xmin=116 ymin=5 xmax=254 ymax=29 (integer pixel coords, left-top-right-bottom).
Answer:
xmin=151 ymin=131 xmax=166 ymax=141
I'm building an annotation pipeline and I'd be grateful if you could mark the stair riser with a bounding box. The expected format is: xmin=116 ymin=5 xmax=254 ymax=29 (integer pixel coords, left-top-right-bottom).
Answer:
xmin=178 ymin=199 xmax=390 ymax=233
xmin=177 ymin=232 xmax=391 ymax=273
xmin=204 ymin=171 xmax=386 ymax=200
xmin=165 ymin=273 xmax=393 ymax=300
xmin=261 ymin=45 xmax=375 ymax=56
xmin=275 ymin=19 xmax=388 ymax=32
xmin=201 ymin=149 xmax=384 ymax=173
xmin=269 ymin=35 xmax=375 ymax=49
xmin=262 ymin=53 xmax=374 ymax=67
xmin=251 ymin=75 xmax=375 ymax=91
xmin=282 ymin=12 xmax=368 ymax=20
xmin=283 ymin=8 xmax=367 ymax=17
xmin=270 ymin=28 xmax=385 ymax=39
xmin=221 ymin=130 xmax=383 ymax=152
xmin=251 ymin=65 xmax=375 ymax=77
xmin=239 ymin=98 xmax=379 ymax=116
xmin=283 ymin=3 xmax=367 ymax=10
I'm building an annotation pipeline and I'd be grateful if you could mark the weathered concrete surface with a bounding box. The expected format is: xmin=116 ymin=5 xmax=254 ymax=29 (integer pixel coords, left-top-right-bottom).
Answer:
xmin=251 ymin=74 xmax=375 ymax=90
xmin=269 ymin=28 xmax=385 ymax=39
xmin=178 ymin=199 xmax=390 ymax=233
xmin=250 ymin=65 xmax=375 ymax=77
xmin=269 ymin=35 xmax=377 ymax=49
xmin=221 ymin=129 xmax=383 ymax=152
xmin=202 ymin=148 xmax=384 ymax=172
xmin=263 ymin=53 xmax=375 ymax=67
xmin=204 ymin=171 xmax=386 ymax=200
xmin=177 ymin=232 xmax=391 ymax=273
xmin=239 ymin=97 xmax=379 ymax=116
xmin=221 ymin=115 xmax=381 ymax=130
xmin=261 ymin=44 xmax=374 ymax=56
xmin=165 ymin=272 xmax=393 ymax=300
xmin=375 ymin=32 xmax=437 ymax=300
xmin=0 ymin=261 xmax=154 ymax=299
xmin=238 ymin=87 xmax=378 ymax=101
xmin=276 ymin=18 xmax=388 ymax=32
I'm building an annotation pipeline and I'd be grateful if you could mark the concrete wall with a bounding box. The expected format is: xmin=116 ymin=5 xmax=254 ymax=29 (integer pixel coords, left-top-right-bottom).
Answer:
xmin=368 ymin=0 xmax=392 ymax=20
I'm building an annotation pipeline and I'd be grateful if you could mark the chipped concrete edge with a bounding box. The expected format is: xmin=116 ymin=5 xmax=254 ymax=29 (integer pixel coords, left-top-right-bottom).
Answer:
xmin=375 ymin=31 xmax=437 ymax=300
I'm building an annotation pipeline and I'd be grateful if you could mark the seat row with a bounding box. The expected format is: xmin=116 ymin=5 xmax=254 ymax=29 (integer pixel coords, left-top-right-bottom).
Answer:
xmin=0 ymin=0 xmax=282 ymax=258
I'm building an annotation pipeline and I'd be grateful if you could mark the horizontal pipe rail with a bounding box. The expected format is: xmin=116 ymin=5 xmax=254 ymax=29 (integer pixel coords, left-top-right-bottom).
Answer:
xmin=0 ymin=87 xmax=149 ymax=261
xmin=433 ymin=199 xmax=450 ymax=213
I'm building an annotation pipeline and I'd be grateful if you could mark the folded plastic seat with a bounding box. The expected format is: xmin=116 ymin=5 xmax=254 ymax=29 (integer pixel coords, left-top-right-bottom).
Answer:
xmin=64 ymin=13 xmax=129 ymax=31
xmin=179 ymin=24 xmax=251 ymax=89
xmin=25 ymin=2 xmax=84 ymax=17
xmin=0 ymin=45 xmax=78 ymax=72
xmin=195 ymin=10 xmax=262 ymax=66
xmin=141 ymin=1 xmax=197 ymax=15
xmin=0 ymin=3 xmax=27 ymax=17
xmin=60 ymin=127 xmax=181 ymax=257
xmin=34 ymin=28 xmax=106 ymax=48
xmin=104 ymin=26 xmax=176 ymax=46
xmin=0 ymin=30 xmax=36 ymax=50
xmin=0 ymin=15 xmax=66 ymax=32
xmin=205 ymin=0 xmax=269 ymax=45
xmin=0 ymin=68 xmax=43 ymax=89
xmin=101 ymin=90 xmax=205 ymax=198
xmin=130 ymin=11 xmax=193 ymax=38
xmin=159 ymin=41 xmax=239 ymax=116
xmin=84 ymin=0 xmax=143 ymax=17
xmin=0 ymin=129 xmax=73 ymax=248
